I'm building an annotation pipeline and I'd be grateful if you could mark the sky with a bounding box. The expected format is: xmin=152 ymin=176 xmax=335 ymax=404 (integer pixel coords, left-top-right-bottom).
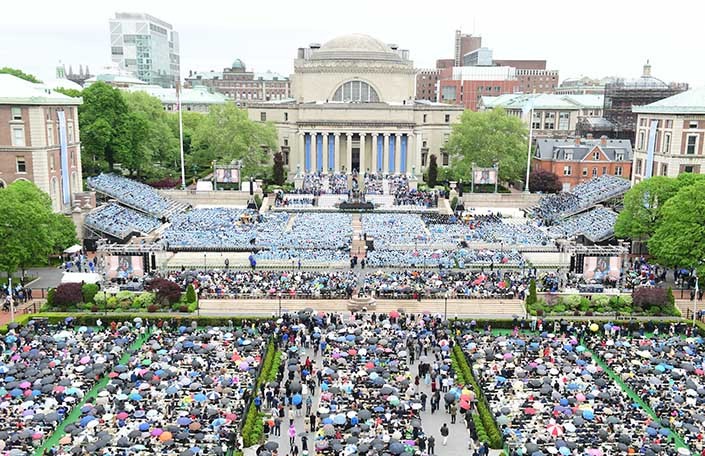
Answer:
xmin=1 ymin=0 xmax=704 ymax=87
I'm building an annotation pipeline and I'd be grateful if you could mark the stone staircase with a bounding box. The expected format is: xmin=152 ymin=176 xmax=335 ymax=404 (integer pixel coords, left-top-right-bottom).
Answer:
xmin=351 ymin=214 xmax=367 ymax=259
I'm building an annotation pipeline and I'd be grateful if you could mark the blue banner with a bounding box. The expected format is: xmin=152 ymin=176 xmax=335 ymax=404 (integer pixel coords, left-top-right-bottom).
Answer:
xmin=57 ymin=111 xmax=71 ymax=206
xmin=389 ymin=135 xmax=396 ymax=173
xmin=377 ymin=135 xmax=383 ymax=172
xmin=316 ymin=134 xmax=323 ymax=173
xmin=304 ymin=134 xmax=311 ymax=172
xmin=328 ymin=134 xmax=335 ymax=171
xmin=400 ymin=134 xmax=407 ymax=173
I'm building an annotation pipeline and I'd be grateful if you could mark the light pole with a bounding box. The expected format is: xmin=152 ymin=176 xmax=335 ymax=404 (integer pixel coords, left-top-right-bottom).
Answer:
xmin=278 ymin=292 xmax=282 ymax=317
xmin=444 ymin=291 xmax=449 ymax=321
xmin=203 ymin=253 xmax=207 ymax=271
xmin=8 ymin=277 xmax=15 ymax=324
xmin=694 ymin=272 xmax=699 ymax=328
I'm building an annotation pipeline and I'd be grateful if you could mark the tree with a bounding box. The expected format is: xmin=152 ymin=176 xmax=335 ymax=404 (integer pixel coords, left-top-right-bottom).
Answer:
xmin=445 ymin=108 xmax=528 ymax=184
xmin=53 ymin=283 xmax=83 ymax=309
xmin=529 ymin=169 xmax=562 ymax=193
xmin=191 ymin=103 xmax=277 ymax=177
xmin=0 ymin=67 xmax=42 ymax=83
xmin=119 ymin=111 xmax=152 ymax=177
xmin=0 ymin=181 xmax=77 ymax=278
xmin=427 ymin=154 xmax=438 ymax=187
xmin=54 ymin=87 xmax=82 ymax=98
xmin=648 ymin=180 xmax=705 ymax=277
xmin=615 ymin=174 xmax=705 ymax=240
xmin=145 ymin=278 xmax=182 ymax=307
xmin=78 ymin=82 xmax=128 ymax=173
xmin=272 ymin=152 xmax=286 ymax=186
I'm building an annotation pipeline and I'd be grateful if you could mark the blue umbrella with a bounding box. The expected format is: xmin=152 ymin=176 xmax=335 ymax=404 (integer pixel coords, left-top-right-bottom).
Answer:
xmin=80 ymin=415 xmax=96 ymax=427
xmin=582 ymin=410 xmax=594 ymax=420
xmin=333 ymin=414 xmax=346 ymax=425
xmin=10 ymin=388 xmax=22 ymax=397
xmin=139 ymin=422 xmax=150 ymax=432
xmin=292 ymin=394 xmax=302 ymax=405
xmin=177 ymin=417 xmax=192 ymax=426
xmin=129 ymin=393 xmax=143 ymax=401
xmin=322 ymin=418 xmax=333 ymax=425
xmin=194 ymin=393 xmax=207 ymax=403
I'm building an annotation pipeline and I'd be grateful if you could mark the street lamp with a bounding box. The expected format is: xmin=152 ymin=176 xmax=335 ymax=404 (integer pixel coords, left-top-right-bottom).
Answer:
xmin=694 ymin=271 xmax=700 ymax=328
xmin=8 ymin=277 xmax=15 ymax=324
xmin=203 ymin=253 xmax=207 ymax=271
xmin=278 ymin=292 xmax=282 ymax=317
xmin=444 ymin=291 xmax=449 ymax=321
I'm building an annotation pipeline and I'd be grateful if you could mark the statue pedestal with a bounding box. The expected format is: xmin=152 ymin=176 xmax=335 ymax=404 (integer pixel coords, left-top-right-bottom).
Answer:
xmin=294 ymin=177 xmax=304 ymax=191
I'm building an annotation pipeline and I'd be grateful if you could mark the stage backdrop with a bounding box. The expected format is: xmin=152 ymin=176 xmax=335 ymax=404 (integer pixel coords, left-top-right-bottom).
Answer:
xmin=582 ymin=256 xmax=620 ymax=283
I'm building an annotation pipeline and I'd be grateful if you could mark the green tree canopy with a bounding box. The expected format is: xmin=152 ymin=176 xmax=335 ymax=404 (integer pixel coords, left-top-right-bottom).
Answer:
xmin=445 ymin=108 xmax=528 ymax=184
xmin=0 ymin=181 xmax=77 ymax=277
xmin=648 ymin=179 xmax=705 ymax=277
xmin=191 ymin=103 xmax=277 ymax=177
xmin=54 ymin=87 xmax=82 ymax=98
xmin=0 ymin=67 xmax=42 ymax=83
xmin=78 ymin=82 xmax=128 ymax=173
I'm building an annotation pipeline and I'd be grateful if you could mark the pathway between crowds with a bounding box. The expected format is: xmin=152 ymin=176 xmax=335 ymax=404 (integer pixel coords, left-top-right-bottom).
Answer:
xmin=33 ymin=329 xmax=153 ymax=456
xmin=584 ymin=347 xmax=691 ymax=453
xmin=260 ymin=337 xmax=502 ymax=456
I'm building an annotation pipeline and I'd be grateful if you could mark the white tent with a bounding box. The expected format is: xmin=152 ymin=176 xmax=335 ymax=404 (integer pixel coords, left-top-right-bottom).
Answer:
xmin=61 ymin=272 xmax=102 ymax=285
xmin=63 ymin=245 xmax=82 ymax=254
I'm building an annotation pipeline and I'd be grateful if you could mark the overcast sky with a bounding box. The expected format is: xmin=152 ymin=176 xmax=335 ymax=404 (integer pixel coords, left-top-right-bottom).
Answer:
xmin=2 ymin=0 xmax=703 ymax=87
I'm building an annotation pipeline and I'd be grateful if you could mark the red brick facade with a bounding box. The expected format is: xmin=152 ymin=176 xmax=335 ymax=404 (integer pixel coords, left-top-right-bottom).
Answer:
xmin=439 ymin=79 xmax=519 ymax=111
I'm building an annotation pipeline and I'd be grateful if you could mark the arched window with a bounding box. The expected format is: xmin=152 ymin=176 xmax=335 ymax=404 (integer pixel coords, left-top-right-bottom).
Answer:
xmin=50 ymin=177 xmax=60 ymax=212
xmin=333 ymin=81 xmax=380 ymax=102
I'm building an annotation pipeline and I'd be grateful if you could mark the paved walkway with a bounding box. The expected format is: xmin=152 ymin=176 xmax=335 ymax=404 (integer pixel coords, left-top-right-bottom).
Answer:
xmin=260 ymin=338 xmax=502 ymax=456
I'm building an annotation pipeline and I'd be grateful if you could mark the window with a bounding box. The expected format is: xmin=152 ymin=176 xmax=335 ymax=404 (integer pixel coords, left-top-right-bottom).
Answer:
xmin=636 ymin=159 xmax=642 ymax=174
xmin=593 ymin=151 xmax=600 ymax=160
xmin=686 ymin=135 xmax=697 ymax=154
xmin=422 ymin=140 xmax=428 ymax=148
xmin=615 ymin=152 xmax=624 ymax=161
xmin=50 ymin=154 xmax=55 ymax=171
xmin=659 ymin=132 xmax=670 ymax=154
xmin=47 ymin=124 xmax=54 ymax=146
xmin=592 ymin=167 xmax=597 ymax=177
xmin=665 ymin=119 xmax=673 ymax=128
xmin=11 ymin=107 xmax=22 ymax=121
xmin=602 ymin=166 xmax=607 ymax=175
xmin=283 ymin=149 xmax=289 ymax=165
xmin=558 ymin=112 xmax=569 ymax=130
xmin=16 ymin=156 xmax=26 ymax=173
xmin=615 ymin=166 xmax=623 ymax=176
xmin=284 ymin=112 xmax=288 ymax=121
xmin=423 ymin=114 xmax=427 ymax=123
xmin=444 ymin=114 xmax=450 ymax=123
xmin=283 ymin=138 xmax=288 ymax=147
xmin=443 ymin=133 xmax=450 ymax=144
xmin=71 ymin=150 xmax=76 ymax=166
xmin=67 ymin=124 xmax=74 ymax=143
xmin=260 ymin=112 xmax=267 ymax=121
xmin=689 ymin=121 xmax=698 ymax=129
xmin=442 ymin=152 xmax=449 ymax=166
xmin=543 ymin=112 xmax=555 ymax=130
xmin=684 ymin=165 xmax=694 ymax=173
xmin=531 ymin=112 xmax=541 ymax=129
xmin=421 ymin=151 xmax=428 ymax=167
xmin=661 ymin=163 xmax=668 ymax=176
xmin=563 ymin=165 xmax=572 ymax=176
xmin=638 ymin=131 xmax=645 ymax=150
xmin=332 ymin=80 xmax=380 ymax=102
xmin=564 ymin=151 xmax=573 ymax=160
xmin=11 ymin=126 xmax=25 ymax=147
xmin=582 ymin=167 xmax=588 ymax=176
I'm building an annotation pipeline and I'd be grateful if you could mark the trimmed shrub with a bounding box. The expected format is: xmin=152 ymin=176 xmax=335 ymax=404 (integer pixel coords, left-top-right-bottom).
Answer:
xmin=632 ymin=287 xmax=667 ymax=311
xmin=185 ymin=284 xmax=197 ymax=304
xmin=115 ymin=290 xmax=134 ymax=304
xmin=46 ymin=288 xmax=56 ymax=308
xmin=147 ymin=304 xmax=158 ymax=313
xmin=81 ymin=283 xmax=100 ymax=304
xmin=145 ymin=278 xmax=182 ymax=306
xmin=54 ymin=283 xmax=83 ymax=309
xmin=133 ymin=292 xmax=155 ymax=309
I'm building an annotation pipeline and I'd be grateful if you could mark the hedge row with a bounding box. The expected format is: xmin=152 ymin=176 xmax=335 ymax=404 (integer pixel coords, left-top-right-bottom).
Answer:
xmin=452 ymin=344 xmax=503 ymax=449
xmin=241 ymin=339 xmax=281 ymax=447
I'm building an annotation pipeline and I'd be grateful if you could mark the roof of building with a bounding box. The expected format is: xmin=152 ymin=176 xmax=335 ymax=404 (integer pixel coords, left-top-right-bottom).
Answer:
xmin=311 ymin=34 xmax=404 ymax=62
xmin=124 ymin=85 xmax=227 ymax=105
xmin=232 ymin=59 xmax=246 ymax=70
xmin=633 ymin=87 xmax=705 ymax=114
xmin=578 ymin=117 xmax=615 ymax=129
xmin=535 ymin=138 xmax=632 ymax=161
xmin=607 ymin=75 xmax=670 ymax=90
xmin=482 ymin=93 xmax=604 ymax=111
xmin=0 ymin=74 xmax=82 ymax=105
xmin=254 ymin=70 xmax=289 ymax=81
xmin=86 ymin=73 xmax=147 ymax=86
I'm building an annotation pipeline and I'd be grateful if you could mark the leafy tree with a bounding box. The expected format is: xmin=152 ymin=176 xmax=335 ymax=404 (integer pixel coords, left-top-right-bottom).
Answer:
xmin=82 ymin=283 xmax=100 ymax=304
xmin=446 ymin=108 xmax=527 ymax=184
xmin=119 ymin=111 xmax=152 ymax=177
xmin=78 ymin=82 xmax=128 ymax=173
xmin=648 ymin=180 xmax=705 ymax=277
xmin=427 ymin=154 xmax=438 ymax=187
xmin=0 ymin=67 xmax=42 ymax=83
xmin=191 ymin=103 xmax=277 ymax=177
xmin=0 ymin=181 xmax=77 ymax=278
xmin=145 ymin=278 xmax=182 ymax=306
xmin=529 ymin=169 xmax=561 ymax=193
xmin=54 ymin=87 xmax=82 ymax=98
xmin=185 ymin=284 xmax=197 ymax=304
xmin=272 ymin=152 xmax=286 ymax=186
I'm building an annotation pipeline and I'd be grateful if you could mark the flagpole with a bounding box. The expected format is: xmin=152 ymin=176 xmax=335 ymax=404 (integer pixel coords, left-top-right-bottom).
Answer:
xmin=177 ymin=80 xmax=186 ymax=190
xmin=523 ymin=106 xmax=533 ymax=193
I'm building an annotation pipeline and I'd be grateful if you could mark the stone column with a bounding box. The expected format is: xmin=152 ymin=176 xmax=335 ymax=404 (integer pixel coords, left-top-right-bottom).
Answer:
xmin=394 ymin=133 xmax=402 ymax=174
xmin=407 ymin=133 xmax=415 ymax=174
xmin=334 ymin=133 xmax=341 ymax=173
xmin=310 ymin=131 xmax=317 ymax=173
xmin=383 ymin=133 xmax=390 ymax=175
xmin=322 ymin=132 xmax=329 ymax=172
xmin=297 ymin=131 xmax=305 ymax=172
xmin=359 ymin=132 xmax=366 ymax=174
xmin=346 ymin=133 xmax=353 ymax=174
xmin=371 ymin=133 xmax=379 ymax=172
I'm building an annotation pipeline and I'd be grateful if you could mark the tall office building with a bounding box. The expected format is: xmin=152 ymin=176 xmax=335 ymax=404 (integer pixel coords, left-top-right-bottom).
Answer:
xmin=109 ymin=12 xmax=180 ymax=88
xmin=454 ymin=30 xmax=482 ymax=66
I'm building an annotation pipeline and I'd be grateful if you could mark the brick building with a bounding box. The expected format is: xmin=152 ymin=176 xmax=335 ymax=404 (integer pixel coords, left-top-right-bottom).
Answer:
xmin=631 ymin=87 xmax=705 ymax=183
xmin=415 ymin=68 xmax=440 ymax=102
xmin=533 ymin=136 xmax=632 ymax=191
xmin=454 ymin=30 xmax=482 ymax=66
xmin=0 ymin=74 xmax=83 ymax=212
xmin=438 ymin=66 xmax=518 ymax=111
xmin=185 ymin=59 xmax=290 ymax=106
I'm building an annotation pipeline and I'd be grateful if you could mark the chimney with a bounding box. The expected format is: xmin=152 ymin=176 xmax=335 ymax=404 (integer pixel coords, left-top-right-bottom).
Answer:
xmin=600 ymin=135 xmax=608 ymax=145
xmin=586 ymin=133 xmax=593 ymax=140
xmin=643 ymin=60 xmax=652 ymax=77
